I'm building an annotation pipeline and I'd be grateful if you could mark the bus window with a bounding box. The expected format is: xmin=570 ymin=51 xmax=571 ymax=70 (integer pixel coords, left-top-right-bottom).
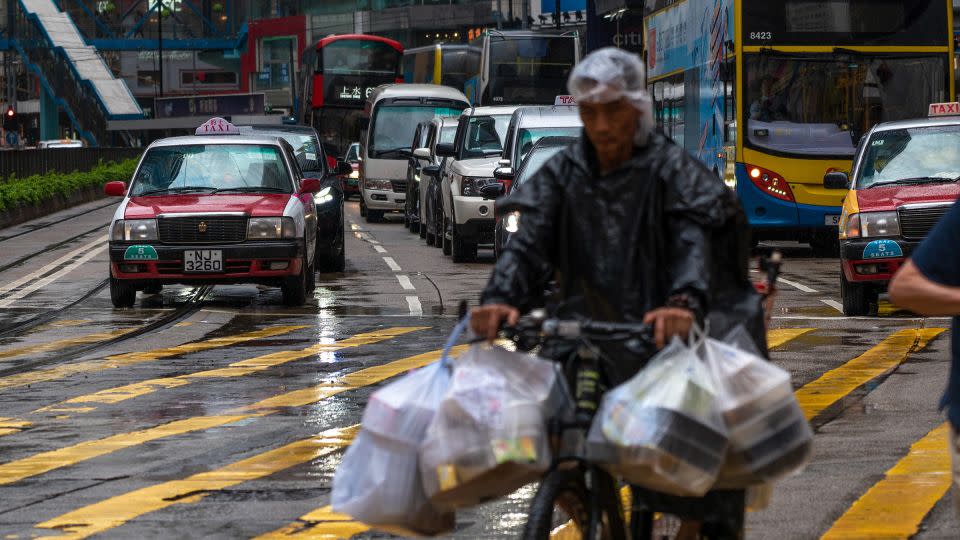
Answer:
xmin=486 ymin=36 xmax=577 ymax=104
xmin=323 ymin=40 xmax=401 ymax=76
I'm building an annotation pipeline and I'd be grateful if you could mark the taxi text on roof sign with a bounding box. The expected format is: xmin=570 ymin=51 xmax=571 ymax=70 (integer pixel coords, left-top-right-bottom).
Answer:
xmin=196 ymin=117 xmax=245 ymax=135
xmin=928 ymin=102 xmax=960 ymax=117
xmin=555 ymin=95 xmax=576 ymax=106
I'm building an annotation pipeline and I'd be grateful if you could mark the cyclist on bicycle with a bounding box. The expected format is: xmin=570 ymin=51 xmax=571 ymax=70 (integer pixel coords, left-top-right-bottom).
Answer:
xmin=471 ymin=48 xmax=764 ymax=539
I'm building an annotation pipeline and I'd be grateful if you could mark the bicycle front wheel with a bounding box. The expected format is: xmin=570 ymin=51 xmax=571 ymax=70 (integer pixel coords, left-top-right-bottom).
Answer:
xmin=523 ymin=468 xmax=590 ymax=540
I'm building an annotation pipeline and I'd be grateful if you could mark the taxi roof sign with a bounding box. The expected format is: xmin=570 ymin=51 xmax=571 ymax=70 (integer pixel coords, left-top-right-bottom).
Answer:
xmin=555 ymin=95 xmax=576 ymax=106
xmin=928 ymin=102 xmax=960 ymax=117
xmin=196 ymin=117 xmax=247 ymax=135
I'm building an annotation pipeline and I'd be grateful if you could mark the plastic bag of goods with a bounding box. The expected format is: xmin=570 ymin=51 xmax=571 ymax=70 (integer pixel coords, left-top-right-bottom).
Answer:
xmin=705 ymin=326 xmax=813 ymax=488
xmin=420 ymin=344 xmax=571 ymax=509
xmin=587 ymin=337 xmax=728 ymax=497
xmin=332 ymin=322 xmax=462 ymax=536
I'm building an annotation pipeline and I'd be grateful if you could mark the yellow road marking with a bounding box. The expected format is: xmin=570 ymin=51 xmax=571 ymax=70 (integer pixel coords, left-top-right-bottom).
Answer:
xmin=821 ymin=423 xmax=951 ymax=539
xmin=38 ymin=327 xmax=425 ymax=414
xmin=0 ymin=328 xmax=138 ymax=361
xmin=34 ymin=426 xmax=359 ymax=540
xmin=0 ymin=417 xmax=31 ymax=437
xmin=0 ymin=345 xmax=461 ymax=486
xmin=33 ymin=319 xmax=91 ymax=331
xmin=767 ymin=328 xmax=815 ymax=349
xmin=795 ymin=328 xmax=944 ymax=420
xmin=0 ymin=325 xmax=307 ymax=392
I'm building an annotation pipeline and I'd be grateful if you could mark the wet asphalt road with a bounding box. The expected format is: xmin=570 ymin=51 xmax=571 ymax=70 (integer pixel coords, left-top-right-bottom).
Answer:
xmin=0 ymin=198 xmax=955 ymax=539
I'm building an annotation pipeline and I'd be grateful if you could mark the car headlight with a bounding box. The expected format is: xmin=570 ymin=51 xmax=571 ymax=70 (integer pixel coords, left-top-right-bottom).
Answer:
xmin=845 ymin=211 xmax=900 ymax=239
xmin=111 ymin=219 xmax=157 ymax=241
xmin=349 ymin=170 xmax=359 ymax=179
xmin=504 ymin=211 xmax=520 ymax=233
xmin=461 ymin=176 xmax=495 ymax=197
xmin=247 ymin=217 xmax=296 ymax=240
xmin=364 ymin=178 xmax=392 ymax=191
xmin=314 ymin=186 xmax=334 ymax=205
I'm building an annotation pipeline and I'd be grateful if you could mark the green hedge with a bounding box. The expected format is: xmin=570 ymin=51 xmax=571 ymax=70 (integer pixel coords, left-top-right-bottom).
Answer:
xmin=0 ymin=158 xmax=139 ymax=212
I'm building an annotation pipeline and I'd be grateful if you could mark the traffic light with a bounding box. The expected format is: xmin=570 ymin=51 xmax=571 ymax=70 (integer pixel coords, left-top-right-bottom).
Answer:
xmin=3 ymin=106 xmax=16 ymax=132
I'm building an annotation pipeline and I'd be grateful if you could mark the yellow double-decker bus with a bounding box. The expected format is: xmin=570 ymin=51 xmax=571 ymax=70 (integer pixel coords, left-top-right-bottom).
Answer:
xmin=644 ymin=0 xmax=954 ymax=254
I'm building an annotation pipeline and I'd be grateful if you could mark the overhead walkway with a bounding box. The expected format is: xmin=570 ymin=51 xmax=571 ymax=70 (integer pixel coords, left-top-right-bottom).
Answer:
xmin=13 ymin=0 xmax=143 ymax=146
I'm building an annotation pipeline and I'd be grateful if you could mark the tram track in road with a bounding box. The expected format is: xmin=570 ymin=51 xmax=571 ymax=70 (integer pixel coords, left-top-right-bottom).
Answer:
xmin=0 ymin=200 xmax=115 ymax=245
xmin=0 ymin=285 xmax=214 ymax=378
xmin=0 ymin=221 xmax=109 ymax=275
xmin=0 ymin=278 xmax=110 ymax=339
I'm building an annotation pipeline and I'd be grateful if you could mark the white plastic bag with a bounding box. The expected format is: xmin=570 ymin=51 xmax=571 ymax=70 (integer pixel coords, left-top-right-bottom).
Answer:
xmin=705 ymin=326 xmax=813 ymax=488
xmin=587 ymin=337 xmax=728 ymax=497
xmin=331 ymin=319 xmax=467 ymax=536
xmin=420 ymin=343 xmax=570 ymax=509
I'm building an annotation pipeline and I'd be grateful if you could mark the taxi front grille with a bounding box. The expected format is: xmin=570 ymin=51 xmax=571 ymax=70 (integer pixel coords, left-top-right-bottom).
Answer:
xmin=898 ymin=204 xmax=953 ymax=240
xmin=158 ymin=216 xmax=247 ymax=244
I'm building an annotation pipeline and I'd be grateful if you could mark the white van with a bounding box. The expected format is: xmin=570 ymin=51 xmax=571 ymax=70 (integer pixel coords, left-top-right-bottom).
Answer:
xmin=360 ymin=84 xmax=470 ymax=223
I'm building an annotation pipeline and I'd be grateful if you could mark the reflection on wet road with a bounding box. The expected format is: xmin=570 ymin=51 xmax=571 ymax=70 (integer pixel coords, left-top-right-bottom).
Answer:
xmin=0 ymin=198 xmax=955 ymax=539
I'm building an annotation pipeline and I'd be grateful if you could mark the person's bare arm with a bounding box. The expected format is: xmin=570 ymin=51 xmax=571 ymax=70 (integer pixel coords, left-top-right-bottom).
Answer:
xmin=889 ymin=260 xmax=960 ymax=316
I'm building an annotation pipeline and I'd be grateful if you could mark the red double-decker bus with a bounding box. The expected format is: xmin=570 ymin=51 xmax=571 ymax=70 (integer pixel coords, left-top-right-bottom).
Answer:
xmin=298 ymin=34 xmax=404 ymax=157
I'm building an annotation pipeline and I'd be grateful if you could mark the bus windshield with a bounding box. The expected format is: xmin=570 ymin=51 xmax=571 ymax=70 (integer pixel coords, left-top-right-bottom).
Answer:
xmin=488 ymin=37 xmax=576 ymax=104
xmin=744 ymin=53 xmax=947 ymax=157
xmin=370 ymin=104 xmax=467 ymax=158
xmin=323 ymin=40 xmax=401 ymax=76
xmin=857 ymin=126 xmax=960 ymax=189
xmin=442 ymin=48 xmax=481 ymax=90
xmin=460 ymin=115 xmax=511 ymax=159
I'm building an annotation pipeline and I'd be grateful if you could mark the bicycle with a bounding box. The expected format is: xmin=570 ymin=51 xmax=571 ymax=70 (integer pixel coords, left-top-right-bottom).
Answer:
xmin=474 ymin=251 xmax=784 ymax=540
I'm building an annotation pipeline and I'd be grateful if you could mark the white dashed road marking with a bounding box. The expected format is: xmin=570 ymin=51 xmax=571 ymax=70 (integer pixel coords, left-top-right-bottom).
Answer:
xmin=373 ymin=245 xmax=387 ymax=254
xmin=778 ymin=276 xmax=819 ymax=293
xmin=396 ymin=275 xmax=416 ymax=291
xmin=383 ymin=257 xmax=402 ymax=272
xmin=821 ymin=299 xmax=844 ymax=313
xmin=406 ymin=296 xmax=423 ymax=316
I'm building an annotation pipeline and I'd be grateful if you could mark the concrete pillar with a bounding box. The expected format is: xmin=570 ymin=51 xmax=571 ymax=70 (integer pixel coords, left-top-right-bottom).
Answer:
xmin=39 ymin=84 xmax=58 ymax=141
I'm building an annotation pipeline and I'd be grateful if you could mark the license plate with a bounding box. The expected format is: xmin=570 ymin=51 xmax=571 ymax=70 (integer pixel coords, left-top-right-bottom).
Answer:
xmin=184 ymin=250 xmax=223 ymax=273
xmin=825 ymin=215 xmax=840 ymax=226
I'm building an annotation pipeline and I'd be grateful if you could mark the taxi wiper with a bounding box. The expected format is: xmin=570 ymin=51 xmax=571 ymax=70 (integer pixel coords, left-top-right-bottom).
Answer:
xmin=211 ymin=186 xmax=289 ymax=194
xmin=136 ymin=186 xmax=217 ymax=196
xmin=868 ymin=177 xmax=960 ymax=188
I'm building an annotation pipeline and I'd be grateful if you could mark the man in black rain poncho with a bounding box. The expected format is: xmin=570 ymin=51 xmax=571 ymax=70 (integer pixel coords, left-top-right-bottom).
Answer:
xmin=472 ymin=48 xmax=765 ymax=375
xmin=471 ymin=48 xmax=765 ymax=538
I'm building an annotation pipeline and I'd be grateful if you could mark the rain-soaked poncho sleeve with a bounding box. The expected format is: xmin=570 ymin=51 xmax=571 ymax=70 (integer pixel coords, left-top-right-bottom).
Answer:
xmin=479 ymin=158 xmax=563 ymax=309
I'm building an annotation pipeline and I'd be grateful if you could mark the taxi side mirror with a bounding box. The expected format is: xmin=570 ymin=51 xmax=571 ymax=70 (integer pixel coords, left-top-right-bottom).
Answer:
xmin=104 ymin=181 xmax=127 ymax=197
xmin=335 ymin=160 xmax=353 ymax=176
xmin=300 ymin=177 xmax=323 ymax=194
xmin=824 ymin=172 xmax=850 ymax=190
xmin=494 ymin=167 xmax=514 ymax=181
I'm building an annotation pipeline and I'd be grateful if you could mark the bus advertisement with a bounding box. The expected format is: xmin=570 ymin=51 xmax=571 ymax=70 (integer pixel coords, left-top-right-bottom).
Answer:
xmin=645 ymin=0 xmax=955 ymax=253
xmin=403 ymin=43 xmax=481 ymax=92
xmin=299 ymin=34 xmax=404 ymax=155
xmin=465 ymin=30 xmax=581 ymax=106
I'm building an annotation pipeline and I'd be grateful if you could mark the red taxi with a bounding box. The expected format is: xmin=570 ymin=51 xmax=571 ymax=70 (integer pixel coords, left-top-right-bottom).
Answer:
xmin=105 ymin=118 xmax=321 ymax=307
xmin=835 ymin=103 xmax=960 ymax=315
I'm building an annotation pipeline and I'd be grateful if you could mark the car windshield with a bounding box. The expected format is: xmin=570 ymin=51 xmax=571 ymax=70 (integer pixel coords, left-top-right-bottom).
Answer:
xmin=344 ymin=143 xmax=360 ymax=162
xmin=460 ymin=114 xmax=511 ymax=159
xmin=516 ymin=126 xmax=580 ymax=161
xmin=130 ymin=144 xmax=291 ymax=196
xmin=370 ymin=104 xmax=466 ymax=158
xmin=515 ymin=145 xmax=566 ymax=188
xmin=744 ymin=53 xmax=947 ymax=157
xmin=857 ymin=125 xmax=960 ymax=189
xmin=257 ymin=132 xmax=323 ymax=172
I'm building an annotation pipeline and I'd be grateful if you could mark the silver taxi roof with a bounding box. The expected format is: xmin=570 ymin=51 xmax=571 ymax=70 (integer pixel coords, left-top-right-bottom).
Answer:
xmin=146 ymin=134 xmax=285 ymax=149
xmin=870 ymin=115 xmax=960 ymax=134
xmin=514 ymin=105 xmax=582 ymax=128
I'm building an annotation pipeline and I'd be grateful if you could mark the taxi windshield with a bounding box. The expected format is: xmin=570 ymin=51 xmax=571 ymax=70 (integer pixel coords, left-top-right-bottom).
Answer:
xmin=857 ymin=125 xmax=960 ymax=189
xmin=130 ymin=144 xmax=292 ymax=196
xmin=517 ymin=126 xmax=580 ymax=162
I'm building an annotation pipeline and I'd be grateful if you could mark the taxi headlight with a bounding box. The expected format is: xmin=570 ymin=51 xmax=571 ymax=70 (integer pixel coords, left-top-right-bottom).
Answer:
xmin=314 ymin=187 xmax=334 ymax=205
xmin=365 ymin=178 xmax=392 ymax=191
xmin=860 ymin=211 xmax=900 ymax=238
xmin=504 ymin=211 xmax=521 ymax=233
xmin=111 ymin=219 xmax=157 ymax=241
xmin=247 ymin=217 xmax=296 ymax=240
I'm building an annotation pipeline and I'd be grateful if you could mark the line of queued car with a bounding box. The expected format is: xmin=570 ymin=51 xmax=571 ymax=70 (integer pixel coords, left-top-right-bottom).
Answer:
xmin=346 ymin=88 xmax=583 ymax=264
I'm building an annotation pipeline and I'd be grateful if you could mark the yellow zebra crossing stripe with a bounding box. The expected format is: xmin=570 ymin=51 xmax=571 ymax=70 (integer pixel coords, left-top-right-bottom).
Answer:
xmin=0 ymin=417 xmax=31 ymax=437
xmin=0 ymin=344 xmax=462 ymax=486
xmin=33 ymin=426 xmax=359 ymax=540
xmin=37 ymin=327 xmax=425 ymax=414
xmin=0 ymin=328 xmax=138 ymax=361
xmin=767 ymin=328 xmax=814 ymax=349
xmin=0 ymin=325 xmax=307 ymax=392
xmin=821 ymin=423 xmax=951 ymax=539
